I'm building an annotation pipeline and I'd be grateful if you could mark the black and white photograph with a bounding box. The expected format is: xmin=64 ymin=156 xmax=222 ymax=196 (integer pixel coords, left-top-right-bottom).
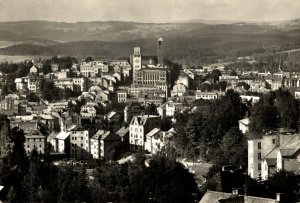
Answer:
xmin=1 ymin=0 xmax=300 ymax=202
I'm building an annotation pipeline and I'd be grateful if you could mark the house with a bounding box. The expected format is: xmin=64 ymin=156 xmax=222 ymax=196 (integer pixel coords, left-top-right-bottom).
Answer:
xmin=80 ymin=104 xmax=97 ymax=119
xmin=248 ymin=132 xmax=278 ymax=179
xmin=56 ymin=131 xmax=70 ymax=154
xmin=124 ymin=102 xmax=145 ymax=123
xmin=38 ymin=114 xmax=60 ymax=131
xmin=199 ymin=190 xmax=278 ymax=203
xmin=115 ymin=90 xmax=128 ymax=103
xmin=29 ymin=65 xmax=38 ymax=74
xmin=116 ymin=126 xmax=130 ymax=153
xmin=157 ymin=100 xmax=183 ymax=119
xmin=276 ymin=134 xmax=300 ymax=173
xmin=24 ymin=129 xmax=47 ymax=154
xmin=195 ymin=90 xmax=225 ymax=100
xmin=171 ymin=83 xmax=188 ymax=97
xmin=129 ymin=115 xmax=161 ymax=150
xmin=238 ymin=118 xmax=250 ymax=134
xmin=69 ymin=126 xmax=90 ymax=159
xmin=90 ymin=130 xmax=121 ymax=160
xmin=261 ymin=147 xmax=277 ymax=180
xmin=248 ymin=129 xmax=296 ymax=180
xmin=144 ymin=128 xmax=174 ymax=154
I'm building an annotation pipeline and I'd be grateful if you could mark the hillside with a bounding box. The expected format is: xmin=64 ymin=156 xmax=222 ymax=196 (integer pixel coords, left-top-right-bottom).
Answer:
xmin=1 ymin=20 xmax=300 ymax=64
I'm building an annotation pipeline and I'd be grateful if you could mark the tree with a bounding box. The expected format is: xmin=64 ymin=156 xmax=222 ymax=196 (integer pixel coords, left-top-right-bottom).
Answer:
xmin=249 ymin=102 xmax=278 ymax=133
xmin=221 ymin=127 xmax=247 ymax=167
xmin=27 ymin=93 xmax=40 ymax=102
xmin=208 ymin=69 xmax=222 ymax=82
xmin=145 ymin=156 xmax=199 ymax=203
xmin=160 ymin=117 xmax=172 ymax=131
xmin=274 ymin=88 xmax=299 ymax=130
xmin=237 ymin=82 xmax=250 ymax=90
xmin=267 ymin=170 xmax=300 ymax=202
xmin=85 ymin=56 xmax=94 ymax=63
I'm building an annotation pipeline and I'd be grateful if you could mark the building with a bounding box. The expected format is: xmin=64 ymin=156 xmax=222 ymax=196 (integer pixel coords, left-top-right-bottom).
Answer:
xmin=195 ymin=90 xmax=225 ymax=100
xmin=115 ymin=90 xmax=128 ymax=103
xmin=171 ymin=83 xmax=188 ymax=97
xmin=132 ymin=47 xmax=142 ymax=81
xmin=129 ymin=115 xmax=161 ymax=149
xmin=24 ymin=129 xmax=47 ymax=154
xmin=90 ymin=130 xmax=121 ymax=160
xmin=199 ymin=191 xmax=279 ymax=203
xmin=69 ymin=126 xmax=90 ymax=159
xmin=144 ymin=128 xmax=174 ymax=154
xmin=248 ymin=132 xmax=278 ymax=179
xmin=157 ymin=100 xmax=183 ymax=119
xmin=124 ymin=103 xmax=145 ymax=123
xmin=276 ymin=134 xmax=300 ymax=173
xmin=238 ymin=118 xmax=250 ymax=134
xmin=80 ymin=104 xmax=97 ymax=119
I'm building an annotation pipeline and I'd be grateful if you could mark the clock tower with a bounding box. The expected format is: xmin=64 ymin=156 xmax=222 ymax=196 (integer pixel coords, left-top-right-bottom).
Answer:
xmin=132 ymin=46 xmax=141 ymax=82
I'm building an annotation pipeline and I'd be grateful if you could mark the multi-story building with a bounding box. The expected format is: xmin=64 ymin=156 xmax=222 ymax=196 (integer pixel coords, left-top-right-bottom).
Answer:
xmin=157 ymin=100 xmax=183 ymax=119
xmin=79 ymin=61 xmax=108 ymax=77
xmin=69 ymin=126 xmax=90 ymax=159
xmin=115 ymin=90 xmax=128 ymax=103
xmin=80 ymin=104 xmax=96 ymax=119
xmin=247 ymin=130 xmax=300 ymax=180
xmin=145 ymin=128 xmax=174 ymax=155
xmin=124 ymin=103 xmax=145 ymax=123
xmin=27 ymin=76 xmax=42 ymax=93
xmin=90 ymin=130 xmax=120 ymax=160
xmin=53 ymin=77 xmax=86 ymax=92
xmin=129 ymin=115 xmax=161 ymax=149
xmin=195 ymin=90 xmax=225 ymax=100
xmin=24 ymin=129 xmax=47 ymax=154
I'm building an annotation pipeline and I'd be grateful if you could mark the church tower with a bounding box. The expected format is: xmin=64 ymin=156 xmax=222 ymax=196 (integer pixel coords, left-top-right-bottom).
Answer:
xmin=157 ymin=37 xmax=164 ymax=66
xmin=132 ymin=46 xmax=141 ymax=81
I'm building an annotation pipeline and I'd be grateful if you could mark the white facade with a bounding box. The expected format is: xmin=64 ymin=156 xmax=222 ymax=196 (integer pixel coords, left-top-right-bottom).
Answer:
xmin=129 ymin=115 xmax=160 ymax=149
xmin=70 ymin=128 xmax=90 ymax=159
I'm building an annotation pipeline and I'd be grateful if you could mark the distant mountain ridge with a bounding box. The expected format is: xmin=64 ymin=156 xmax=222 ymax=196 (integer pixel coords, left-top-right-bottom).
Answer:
xmin=1 ymin=19 xmax=300 ymax=64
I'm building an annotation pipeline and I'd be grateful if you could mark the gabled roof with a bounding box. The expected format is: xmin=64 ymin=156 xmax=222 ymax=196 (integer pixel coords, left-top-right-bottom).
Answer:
xmin=279 ymin=134 xmax=300 ymax=157
xmin=199 ymin=191 xmax=233 ymax=203
xmin=56 ymin=131 xmax=70 ymax=140
xmin=116 ymin=126 xmax=129 ymax=137
xmin=265 ymin=158 xmax=277 ymax=167
xmin=238 ymin=118 xmax=250 ymax=125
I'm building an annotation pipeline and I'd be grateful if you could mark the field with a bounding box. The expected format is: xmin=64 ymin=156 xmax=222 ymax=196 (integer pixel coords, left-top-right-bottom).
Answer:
xmin=0 ymin=55 xmax=50 ymax=63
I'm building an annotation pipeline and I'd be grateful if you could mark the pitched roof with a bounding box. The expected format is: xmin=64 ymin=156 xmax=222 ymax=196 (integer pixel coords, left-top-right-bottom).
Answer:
xmin=199 ymin=191 xmax=233 ymax=203
xmin=238 ymin=118 xmax=250 ymax=125
xmin=265 ymin=158 xmax=277 ymax=167
xmin=279 ymin=134 xmax=300 ymax=157
xmin=56 ymin=131 xmax=70 ymax=140
xmin=116 ymin=126 xmax=129 ymax=137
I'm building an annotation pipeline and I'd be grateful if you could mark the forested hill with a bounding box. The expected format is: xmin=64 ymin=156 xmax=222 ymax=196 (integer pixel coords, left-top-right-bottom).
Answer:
xmin=1 ymin=20 xmax=300 ymax=64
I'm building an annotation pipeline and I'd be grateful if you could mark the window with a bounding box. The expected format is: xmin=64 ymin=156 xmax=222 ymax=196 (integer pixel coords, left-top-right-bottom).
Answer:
xmin=258 ymin=153 xmax=261 ymax=160
xmin=272 ymin=139 xmax=276 ymax=144
xmin=258 ymin=164 xmax=261 ymax=170
xmin=258 ymin=142 xmax=261 ymax=149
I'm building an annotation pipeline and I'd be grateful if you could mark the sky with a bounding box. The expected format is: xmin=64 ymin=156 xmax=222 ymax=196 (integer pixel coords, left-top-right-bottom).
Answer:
xmin=1 ymin=0 xmax=300 ymax=23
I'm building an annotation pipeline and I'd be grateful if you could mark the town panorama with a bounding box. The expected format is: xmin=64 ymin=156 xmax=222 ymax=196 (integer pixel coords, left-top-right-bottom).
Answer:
xmin=1 ymin=1 xmax=300 ymax=203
